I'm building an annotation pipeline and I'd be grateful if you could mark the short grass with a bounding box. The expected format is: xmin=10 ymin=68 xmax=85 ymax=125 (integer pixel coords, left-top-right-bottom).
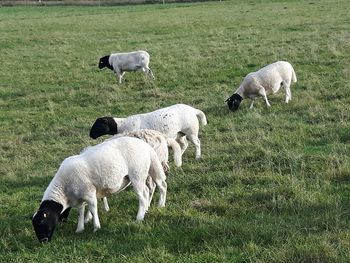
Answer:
xmin=1 ymin=0 xmax=350 ymax=262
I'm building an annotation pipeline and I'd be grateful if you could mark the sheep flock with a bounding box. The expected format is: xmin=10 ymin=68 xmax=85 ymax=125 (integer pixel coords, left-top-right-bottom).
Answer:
xmin=32 ymin=50 xmax=298 ymax=242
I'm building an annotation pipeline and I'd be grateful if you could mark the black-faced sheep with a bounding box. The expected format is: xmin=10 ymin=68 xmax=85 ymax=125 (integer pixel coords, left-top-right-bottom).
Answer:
xmin=226 ymin=61 xmax=297 ymax=111
xmin=32 ymin=137 xmax=167 ymax=243
xmin=98 ymin=50 xmax=154 ymax=84
xmin=89 ymin=104 xmax=207 ymax=159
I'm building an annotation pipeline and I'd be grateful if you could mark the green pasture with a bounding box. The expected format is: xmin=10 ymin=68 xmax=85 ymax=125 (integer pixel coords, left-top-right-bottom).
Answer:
xmin=1 ymin=0 xmax=350 ymax=262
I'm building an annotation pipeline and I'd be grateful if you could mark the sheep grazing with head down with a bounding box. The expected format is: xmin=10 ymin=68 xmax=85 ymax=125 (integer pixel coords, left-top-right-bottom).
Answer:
xmin=83 ymin=129 xmax=183 ymax=223
xmin=89 ymin=104 xmax=207 ymax=159
xmin=32 ymin=137 xmax=167 ymax=243
xmin=226 ymin=61 xmax=297 ymax=111
xmin=64 ymin=129 xmax=182 ymax=225
xmin=98 ymin=50 xmax=155 ymax=84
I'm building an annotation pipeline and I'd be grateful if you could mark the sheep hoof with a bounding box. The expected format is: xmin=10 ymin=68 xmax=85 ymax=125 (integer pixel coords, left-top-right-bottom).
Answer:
xmin=75 ymin=228 xmax=84 ymax=233
xmin=136 ymin=216 xmax=144 ymax=222
xmin=93 ymin=226 xmax=101 ymax=233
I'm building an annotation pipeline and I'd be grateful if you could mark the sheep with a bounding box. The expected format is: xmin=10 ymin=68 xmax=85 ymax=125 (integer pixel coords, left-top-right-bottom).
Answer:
xmin=98 ymin=50 xmax=155 ymax=84
xmin=89 ymin=104 xmax=207 ymax=159
xmin=32 ymin=137 xmax=167 ymax=243
xmin=64 ymin=129 xmax=182 ymax=225
xmin=226 ymin=61 xmax=297 ymax=111
xmin=81 ymin=129 xmax=183 ymax=223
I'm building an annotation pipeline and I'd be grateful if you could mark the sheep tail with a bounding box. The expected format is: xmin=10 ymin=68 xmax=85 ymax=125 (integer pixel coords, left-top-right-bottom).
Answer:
xmin=166 ymin=138 xmax=182 ymax=167
xmin=195 ymin=109 xmax=208 ymax=126
xmin=291 ymin=67 xmax=297 ymax=83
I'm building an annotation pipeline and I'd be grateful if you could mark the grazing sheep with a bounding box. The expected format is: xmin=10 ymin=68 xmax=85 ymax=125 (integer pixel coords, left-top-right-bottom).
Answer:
xmin=32 ymin=137 xmax=167 ymax=243
xmin=72 ymin=129 xmax=182 ymax=225
xmin=82 ymin=129 xmax=183 ymax=223
xmin=89 ymin=104 xmax=207 ymax=159
xmin=226 ymin=61 xmax=297 ymax=111
xmin=98 ymin=50 xmax=155 ymax=84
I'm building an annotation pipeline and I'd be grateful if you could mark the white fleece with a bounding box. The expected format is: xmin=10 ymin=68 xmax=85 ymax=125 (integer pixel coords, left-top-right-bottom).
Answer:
xmin=109 ymin=50 xmax=154 ymax=83
xmin=42 ymin=137 xmax=167 ymax=233
xmin=235 ymin=61 xmax=297 ymax=108
xmin=113 ymin=104 xmax=207 ymax=159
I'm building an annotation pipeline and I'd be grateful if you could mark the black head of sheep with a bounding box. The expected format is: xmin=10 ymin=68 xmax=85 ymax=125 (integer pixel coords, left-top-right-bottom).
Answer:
xmin=32 ymin=200 xmax=63 ymax=243
xmin=226 ymin=93 xmax=243 ymax=111
xmin=98 ymin=55 xmax=113 ymax=71
xmin=89 ymin=117 xmax=118 ymax=139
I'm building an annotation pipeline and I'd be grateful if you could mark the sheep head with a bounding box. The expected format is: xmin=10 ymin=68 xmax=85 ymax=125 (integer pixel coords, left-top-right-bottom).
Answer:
xmin=89 ymin=117 xmax=118 ymax=139
xmin=226 ymin=93 xmax=243 ymax=111
xmin=32 ymin=200 xmax=63 ymax=243
xmin=98 ymin=55 xmax=113 ymax=71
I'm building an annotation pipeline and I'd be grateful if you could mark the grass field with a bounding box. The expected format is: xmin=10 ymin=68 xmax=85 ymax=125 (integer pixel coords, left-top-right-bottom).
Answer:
xmin=1 ymin=0 xmax=350 ymax=262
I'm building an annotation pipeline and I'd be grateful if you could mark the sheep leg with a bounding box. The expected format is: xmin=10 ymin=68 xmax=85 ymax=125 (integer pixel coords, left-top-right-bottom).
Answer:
xmin=148 ymin=156 xmax=167 ymax=208
xmin=85 ymin=197 xmax=108 ymax=223
xmin=102 ymin=197 xmax=110 ymax=212
xmin=143 ymin=184 xmax=150 ymax=211
xmin=58 ymin=207 xmax=71 ymax=222
xmin=161 ymin=161 xmax=170 ymax=174
xmin=142 ymin=67 xmax=148 ymax=78
xmin=84 ymin=210 xmax=93 ymax=223
xmin=176 ymin=134 xmax=188 ymax=154
xmin=116 ymin=70 xmax=124 ymax=84
xmin=148 ymin=68 xmax=155 ymax=79
xmin=87 ymin=195 xmax=101 ymax=232
xmin=258 ymin=87 xmax=271 ymax=107
xmin=141 ymin=67 xmax=155 ymax=80
xmin=132 ymin=181 xmax=149 ymax=221
xmin=146 ymin=176 xmax=156 ymax=206
xmin=264 ymin=96 xmax=271 ymax=107
xmin=76 ymin=205 xmax=86 ymax=233
xmin=249 ymin=99 xmax=256 ymax=109
xmin=187 ymin=134 xmax=201 ymax=159
xmin=153 ymin=178 xmax=167 ymax=208
xmin=283 ymin=80 xmax=292 ymax=103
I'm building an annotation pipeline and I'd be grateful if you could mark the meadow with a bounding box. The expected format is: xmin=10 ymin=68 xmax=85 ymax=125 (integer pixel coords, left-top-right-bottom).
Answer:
xmin=1 ymin=0 xmax=350 ymax=262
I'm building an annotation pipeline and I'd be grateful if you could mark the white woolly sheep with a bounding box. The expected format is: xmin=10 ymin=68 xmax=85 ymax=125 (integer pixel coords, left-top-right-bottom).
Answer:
xmin=89 ymin=104 xmax=207 ymax=159
xmin=32 ymin=137 xmax=167 ymax=243
xmin=59 ymin=129 xmax=182 ymax=227
xmin=98 ymin=50 xmax=154 ymax=84
xmin=83 ymin=129 xmax=183 ymax=222
xmin=226 ymin=61 xmax=297 ymax=111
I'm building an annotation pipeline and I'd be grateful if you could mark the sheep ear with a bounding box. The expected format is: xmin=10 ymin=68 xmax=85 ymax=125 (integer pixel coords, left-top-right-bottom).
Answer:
xmin=31 ymin=211 xmax=37 ymax=220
